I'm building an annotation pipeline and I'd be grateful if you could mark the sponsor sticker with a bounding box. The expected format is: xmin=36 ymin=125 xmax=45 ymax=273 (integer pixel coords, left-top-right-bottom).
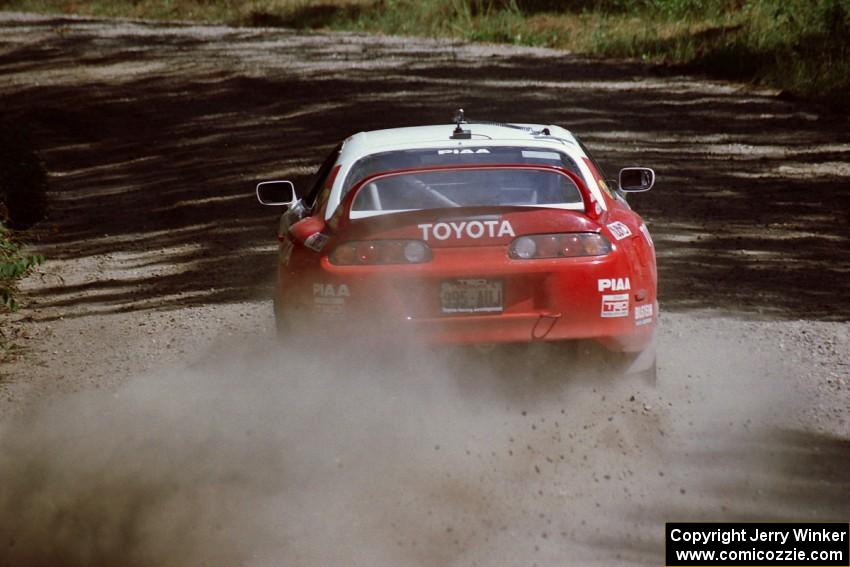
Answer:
xmin=304 ymin=232 xmax=329 ymax=252
xmin=635 ymin=303 xmax=653 ymax=325
xmin=314 ymin=302 xmax=343 ymax=315
xmin=313 ymin=283 xmax=349 ymax=316
xmin=521 ymin=150 xmax=561 ymax=161
xmin=313 ymin=283 xmax=349 ymax=301
xmin=607 ymin=221 xmax=632 ymax=241
xmin=437 ymin=148 xmax=490 ymax=155
xmin=639 ymin=223 xmax=653 ymax=247
xmin=598 ymin=277 xmax=631 ymax=292
xmin=418 ymin=219 xmax=515 ymax=241
xmin=601 ymin=293 xmax=629 ymax=318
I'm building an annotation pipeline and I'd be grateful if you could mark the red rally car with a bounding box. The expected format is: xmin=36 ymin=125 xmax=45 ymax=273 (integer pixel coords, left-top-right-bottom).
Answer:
xmin=257 ymin=113 xmax=658 ymax=379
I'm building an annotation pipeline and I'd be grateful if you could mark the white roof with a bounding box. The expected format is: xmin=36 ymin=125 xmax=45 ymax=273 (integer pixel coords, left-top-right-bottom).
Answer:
xmin=325 ymin=123 xmax=606 ymax=220
xmin=341 ymin=123 xmax=580 ymax=159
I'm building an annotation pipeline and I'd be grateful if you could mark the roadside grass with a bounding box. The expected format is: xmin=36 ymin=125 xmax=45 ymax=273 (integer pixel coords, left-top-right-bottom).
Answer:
xmin=0 ymin=0 xmax=847 ymax=107
xmin=0 ymin=224 xmax=42 ymax=312
xmin=0 ymin=221 xmax=43 ymax=357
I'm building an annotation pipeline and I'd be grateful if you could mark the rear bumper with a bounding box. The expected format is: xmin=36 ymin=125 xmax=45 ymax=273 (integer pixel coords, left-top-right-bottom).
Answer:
xmin=278 ymin=246 xmax=657 ymax=352
xmin=398 ymin=310 xmax=655 ymax=351
xmin=280 ymin=303 xmax=656 ymax=352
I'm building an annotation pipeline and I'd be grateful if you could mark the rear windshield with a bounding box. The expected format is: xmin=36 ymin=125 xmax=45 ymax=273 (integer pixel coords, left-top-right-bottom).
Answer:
xmin=342 ymin=147 xmax=580 ymax=200
xmin=351 ymin=168 xmax=583 ymax=217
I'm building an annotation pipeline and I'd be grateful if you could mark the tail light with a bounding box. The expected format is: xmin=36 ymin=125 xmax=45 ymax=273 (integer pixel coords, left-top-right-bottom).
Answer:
xmin=330 ymin=240 xmax=432 ymax=265
xmin=508 ymin=233 xmax=611 ymax=259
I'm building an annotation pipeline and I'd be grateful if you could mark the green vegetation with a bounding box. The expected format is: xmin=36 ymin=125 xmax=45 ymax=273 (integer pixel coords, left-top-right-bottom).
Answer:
xmin=0 ymin=221 xmax=41 ymax=357
xmin=0 ymin=223 xmax=42 ymax=312
xmin=0 ymin=0 xmax=847 ymax=107
xmin=315 ymin=0 xmax=850 ymax=108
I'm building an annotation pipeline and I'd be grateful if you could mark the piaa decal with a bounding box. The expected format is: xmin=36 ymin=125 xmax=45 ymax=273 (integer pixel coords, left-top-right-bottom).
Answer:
xmin=313 ymin=283 xmax=350 ymax=299
xmin=437 ymin=148 xmax=490 ymax=155
xmin=312 ymin=283 xmax=349 ymax=315
xmin=418 ymin=220 xmax=515 ymax=241
xmin=598 ymin=277 xmax=631 ymax=292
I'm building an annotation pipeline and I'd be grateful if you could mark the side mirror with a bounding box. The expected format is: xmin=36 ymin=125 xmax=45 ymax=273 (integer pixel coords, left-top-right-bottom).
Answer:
xmin=618 ymin=167 xmax=655 ymax=192
xmin=256 ymin=180 xmax=297 ymax=206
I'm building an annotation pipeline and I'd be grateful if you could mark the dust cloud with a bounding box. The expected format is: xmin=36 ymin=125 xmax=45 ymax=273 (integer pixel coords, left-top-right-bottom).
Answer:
xmin=0 ymin=316 xmax=835 ymax=567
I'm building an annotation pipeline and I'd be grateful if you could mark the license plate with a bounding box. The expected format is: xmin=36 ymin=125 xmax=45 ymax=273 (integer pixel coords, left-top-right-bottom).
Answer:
xmin=440 ymin=279 xmax=503 ymax=314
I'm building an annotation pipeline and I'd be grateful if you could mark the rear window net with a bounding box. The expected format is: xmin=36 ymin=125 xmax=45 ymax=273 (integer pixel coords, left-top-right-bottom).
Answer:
xmin=351 ymin=168 xmax=584 ymax=218
xmin=341 ymin=146 xmax=581 ymax=200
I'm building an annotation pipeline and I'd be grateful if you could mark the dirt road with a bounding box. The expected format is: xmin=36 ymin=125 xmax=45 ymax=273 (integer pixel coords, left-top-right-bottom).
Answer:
xmin=0 ymin=12 xmax=848 ymax=567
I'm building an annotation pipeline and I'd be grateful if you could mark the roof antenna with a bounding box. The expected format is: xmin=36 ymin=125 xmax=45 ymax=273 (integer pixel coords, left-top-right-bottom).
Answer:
xmin=451 ymin=108 xmax=471 ymax=139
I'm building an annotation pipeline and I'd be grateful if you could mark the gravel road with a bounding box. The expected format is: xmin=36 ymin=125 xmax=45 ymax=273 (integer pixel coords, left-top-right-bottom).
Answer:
xmin=0 ymin=12 xmax=848 ymax=567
